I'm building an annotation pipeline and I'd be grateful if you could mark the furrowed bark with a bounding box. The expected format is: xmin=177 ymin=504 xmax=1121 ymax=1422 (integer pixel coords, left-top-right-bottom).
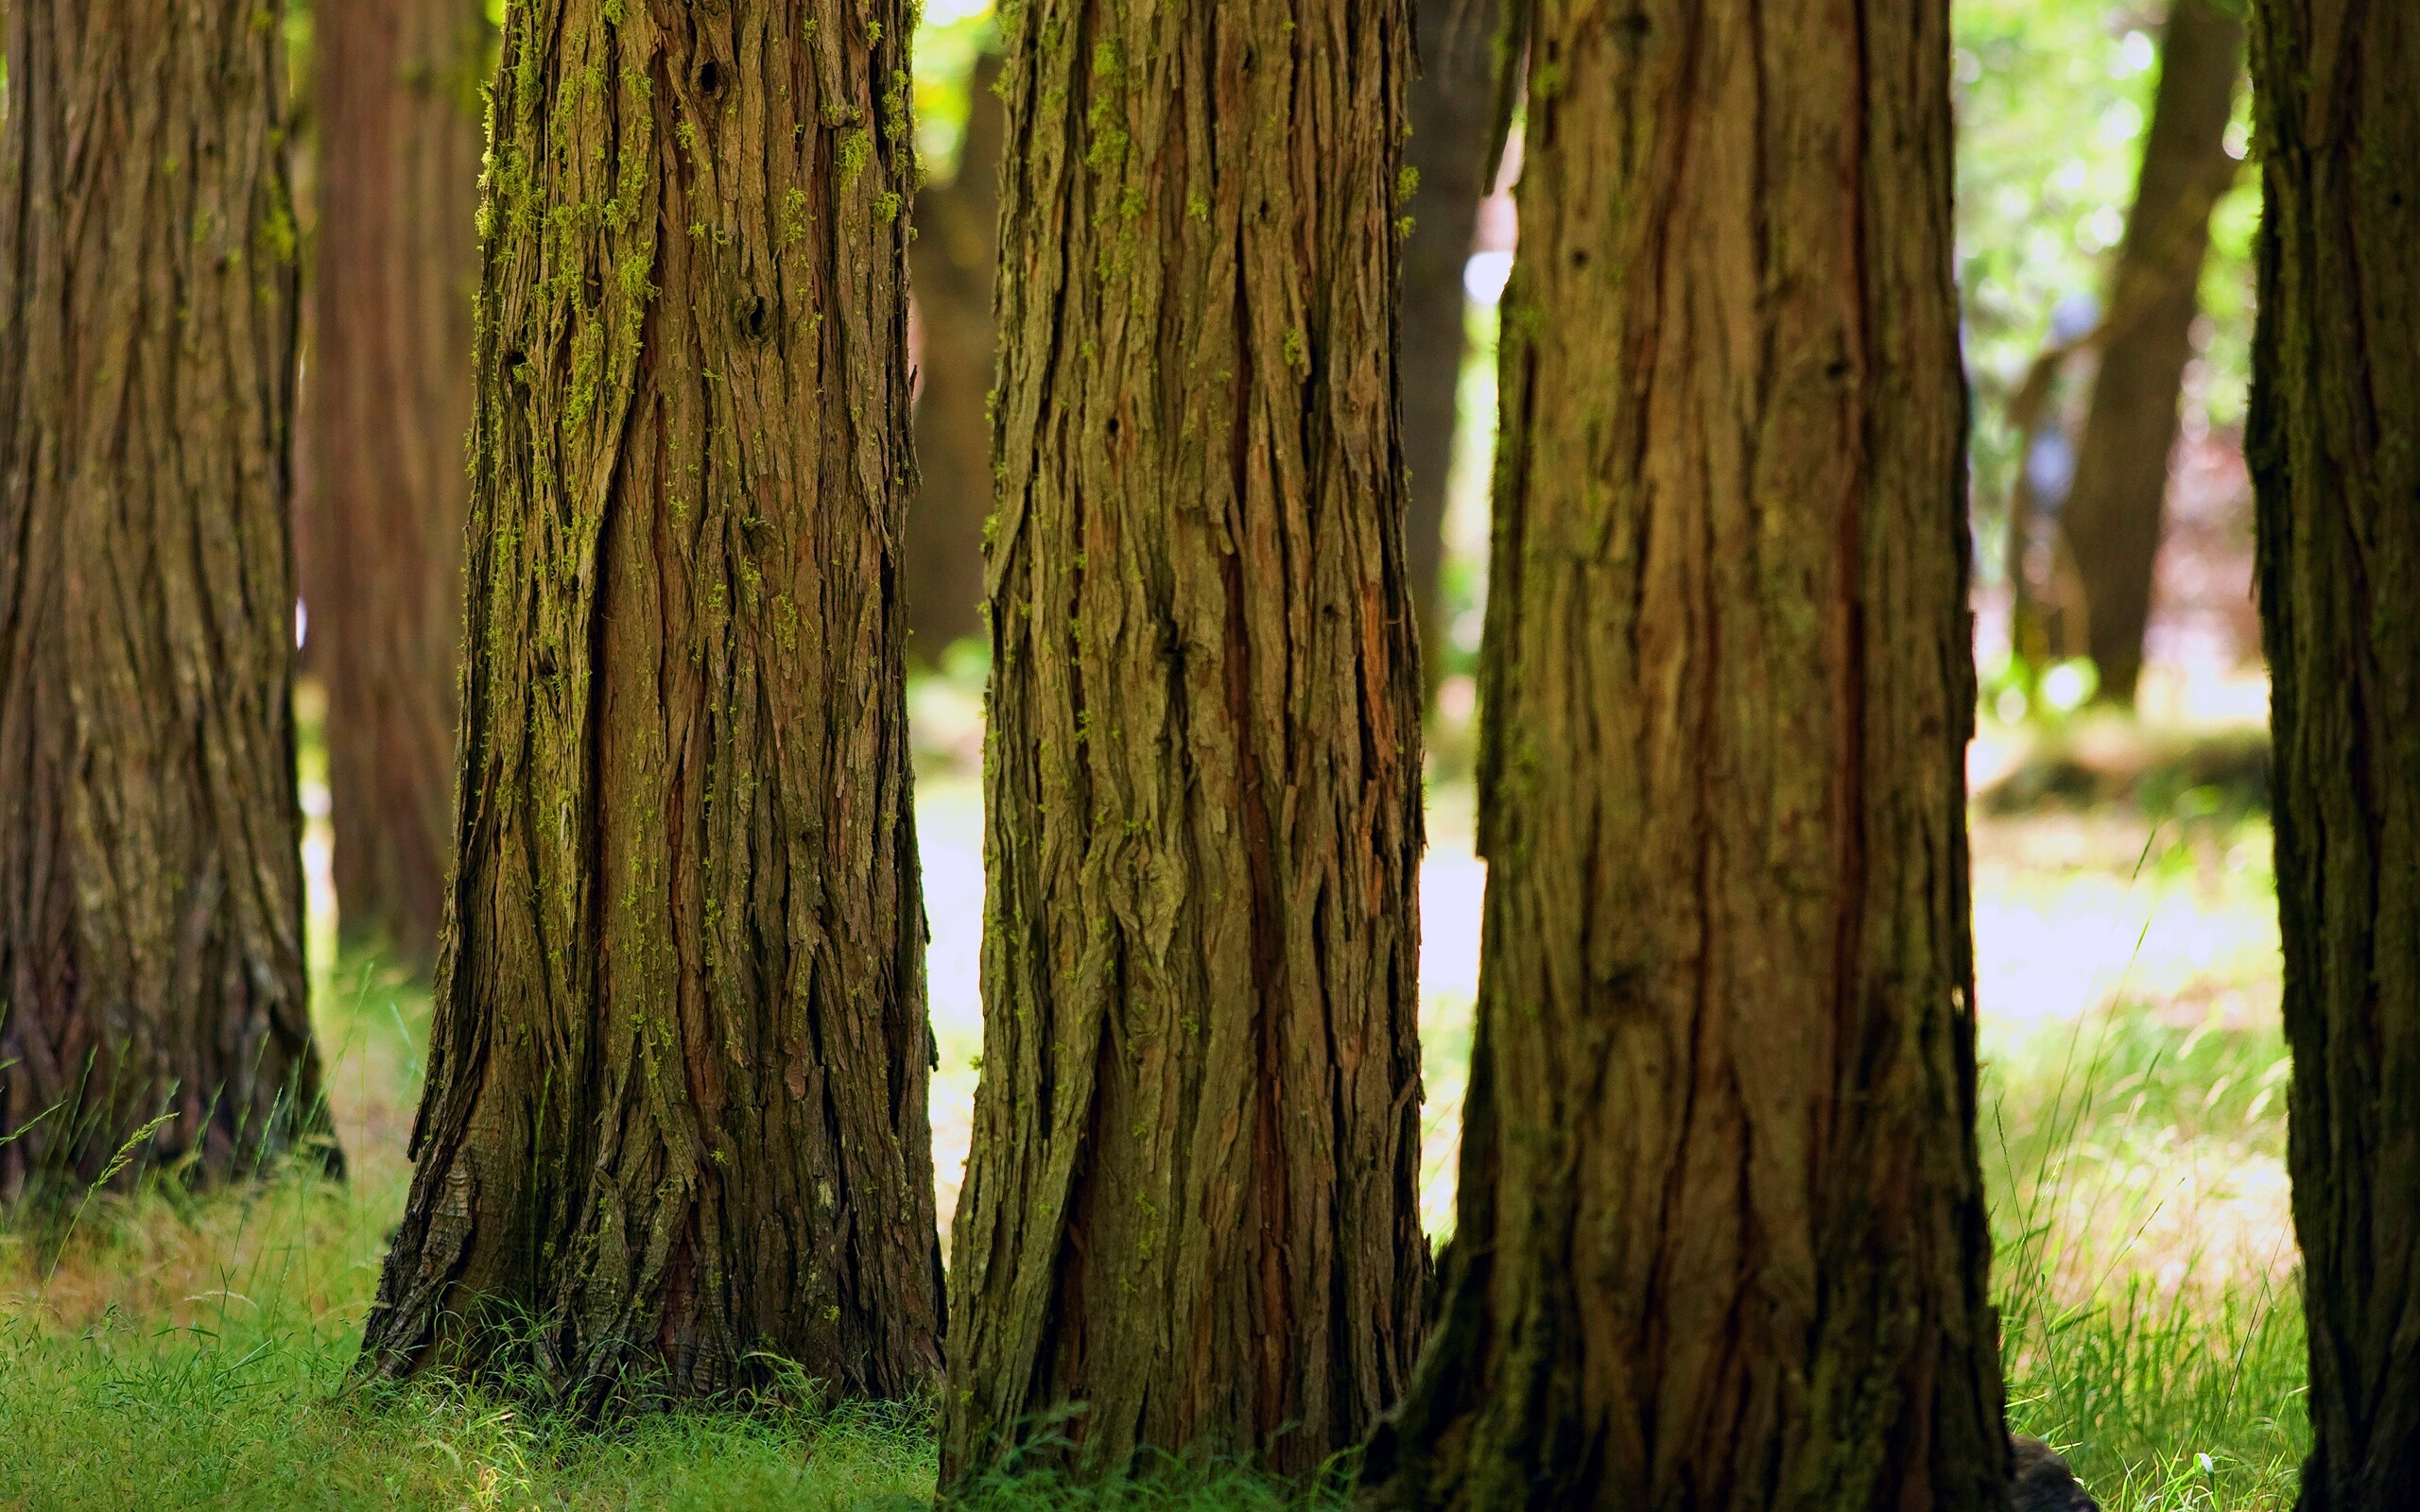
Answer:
xmin=305 ymin=0 xmax=489 ymax=967
xmin=906 ymin=47 xmax=1003 ymax=662
xmin=942 ymin=0 xmax=1428 ymax=1484
xmin=1399 ymin=0 xmax=1500 ymax=696
xmin=0 ymin=0 xmax=337 ymax=1200
xmin=359 ymin=0 xmax=943 ymax=1406
xmin=1360 ymin=2 xmax=2007 ymax=1507
xmin=2248 ymin=3 xmax=2420 ymax=1508
xmin=2060 ymin=0 xmax=2243 ymax=706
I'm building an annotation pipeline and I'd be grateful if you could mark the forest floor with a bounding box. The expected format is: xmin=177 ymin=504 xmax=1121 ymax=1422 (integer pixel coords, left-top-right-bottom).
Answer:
xmin=0 ymin=707 xmax=2303 ymax=1510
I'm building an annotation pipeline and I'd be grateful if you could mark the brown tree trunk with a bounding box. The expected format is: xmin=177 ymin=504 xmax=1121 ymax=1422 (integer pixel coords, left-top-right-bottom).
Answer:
xmin=358 ymin=0 xmax=943 ymax=1407
xmin=2249 ymin=4 xmax=2420 ymax=1508
xmin=304 ymin=0 xmax=489 ymax=967
xmin=942 ymin=0 xmax=1428 ymax=1485
xmin=1399 ymin=0 xmax=1500 ymax=696
xmin=906 ymin=48 xmax=1003 ymax=662
xmin=0 ymin=0 xmax=338 ymax=1202
xmin=2060 ymin=0 xmax=2243 ymax=707
xmin=1359 ymin=3 xmax=2008 ymax=1508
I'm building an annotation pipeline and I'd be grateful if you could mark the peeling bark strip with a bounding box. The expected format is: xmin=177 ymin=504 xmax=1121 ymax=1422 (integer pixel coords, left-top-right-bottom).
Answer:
xmin=359 ymin=0 xmax=943 ymax=1405
xmin=943 ymin=0 xmax=1427 ymax=1485
xmin=2248 ymin=4 xmax=2420 ymax=1508
xmin=0 ymin=1 xmax=337 ymax=1199
xmin=305 ymin=0 xmax=489 ymax=967
xmin=1360 ymin=2 xmax=2007 ymax=1508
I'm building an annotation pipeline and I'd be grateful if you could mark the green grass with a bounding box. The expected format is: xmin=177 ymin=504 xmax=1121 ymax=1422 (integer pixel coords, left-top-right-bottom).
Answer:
xmin=1981 ymin=806 xmax=2306 ymax=1510
xmin=0 ymin=802 xmax=2308 ymax=1509
xmin=1991 ymin=1010 xmax=2306 ymax=1509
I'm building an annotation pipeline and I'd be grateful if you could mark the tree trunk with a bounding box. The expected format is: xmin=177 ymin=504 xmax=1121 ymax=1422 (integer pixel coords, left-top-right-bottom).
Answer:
xmin=906 ymin=48 xmax=1004 ymax=662
xmin=2249 ymin=4 xmax=2420 ymax=1508
xmin=942 ymin=0 xmax=1427 ymax=1485
xmin=1399 ymin=0 xmax=1500 ymax=696
xmin=2059 ymin=0 xmax=2243 ymax=707
xmin=0 ymin=0 xmax=337 ymax=1201
xmin=358 ymin=0 xmax=943 ymax=1407
xmin=304 ymin=0 xmax=489 ymax=967
xmin=1360 ymin=3 xmax=2008 ymax=1508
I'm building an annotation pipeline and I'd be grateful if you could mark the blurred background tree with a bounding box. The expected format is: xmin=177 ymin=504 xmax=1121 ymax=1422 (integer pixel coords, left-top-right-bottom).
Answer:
xmin=1397 ymin=0 xmax=1502 ymax=707
xmin=905 ymin=27 xmax=1003 ymax=662
xmin=2059 ymin=0 xmax=2244 ymax=708
xmin=301 ymin=0 xmax=491 ymax=970
xmin=1957 ymin=0 xmax=2258 ymax=724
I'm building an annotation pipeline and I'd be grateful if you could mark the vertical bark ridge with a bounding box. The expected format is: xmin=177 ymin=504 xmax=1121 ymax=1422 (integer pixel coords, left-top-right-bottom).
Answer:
xmin=0 ymin=0 xmax=337 ymax=1200
xmin=359 ymin=0 xmax=942 ymax=1406
xmin=1360 ymin=2 xmax=2006 ymax=1507
xmin=2248 ymin=3 xmax=2420 ymax=1508
xmin=943 ymin=0 xmax=1428 ymax=1484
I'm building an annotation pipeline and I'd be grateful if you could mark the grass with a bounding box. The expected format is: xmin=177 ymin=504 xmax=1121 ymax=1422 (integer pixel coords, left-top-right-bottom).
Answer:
xmin=1979 ymin=800 xmax=2306 ymax=1511
xmin=0 ymin=782 xmax=2308 ymax=1509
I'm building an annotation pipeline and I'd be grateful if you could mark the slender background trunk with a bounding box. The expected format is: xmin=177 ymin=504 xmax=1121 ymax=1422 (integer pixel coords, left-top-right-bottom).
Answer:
xmin=305 ymin=0 xmax=489 ymax=967
xmin=0 ymin=0 xmax=337 ymax=1201
xmin=2248 ymin=3 xmax=2420 ymax=1508
xmin=2060 ymin=0 xmax=2243 ymax=706
xmin=360 ymin=0 xmax=942 ymax=1406
xmin=942 ymin=0 xmax=1428 ymax=1484
xmin=1398 ymin=0 xmax=1500 ymax=696
xmin=906 ymin=48 xmax=1004 ymax=662
xmin=1361 ymin=1 xmax=2007 ymax=1506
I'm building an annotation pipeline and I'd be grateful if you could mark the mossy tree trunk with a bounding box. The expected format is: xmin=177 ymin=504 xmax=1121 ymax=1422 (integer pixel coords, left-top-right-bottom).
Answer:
xmin=2249 ymin=3 xmax=2420 ymax=1507
xmin=0 ymin=0 xmax=337 ymax=1201
xmin=2060 ymin=0 xmax=2243 ymax=707
xmin=1398 ymin=0 xmax=1501 ymax=696
xmin=1359 ymin=2 xmax=2007 ymax=1507
xmin=906 ymin=47 xmax=1004 ymax=662
xmin=942 ymin=0 xmax=1428 ymax=1485
xmin=359 ymin=0 xmax=943 ymax=1406
xmin=304 ymin=0 xmax=490 ymax=967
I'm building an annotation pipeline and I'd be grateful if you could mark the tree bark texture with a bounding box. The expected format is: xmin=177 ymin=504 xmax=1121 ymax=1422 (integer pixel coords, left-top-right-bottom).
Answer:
xmin=1399 ymin=0 xmax=1500 ymax=694
xmin=2059 ymin=0 xmax=2243 ymax=706
xmin=1359 ymin=3 xmax=2008 ymax=1508
xmin=305 ymin=0 xmax=489 ymax=967
xmin=2248 ymin=3 xmax=2420 ymax=1508
xmin=906 ymin=47 xmax=1003 ymax=660
xmin=942 ymin=0 xmax=1427 ymax=1484
xmin=0 ymin=0 xmax=337 ymax=1200
xmin=358 ymin=0 xmax=943 ymax=1406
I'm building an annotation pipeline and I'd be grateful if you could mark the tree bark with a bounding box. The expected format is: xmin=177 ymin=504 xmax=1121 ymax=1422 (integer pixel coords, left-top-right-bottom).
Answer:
xmin=1359 ymin=3 xmax=2007 ymax=1508
xmin=304 ymin=0 xmax=489 ymax=967
xmin=358 ymin=0 xmax=943 ymax=1407
xmin=2059 ymin=0 xmax=2243 ymax=707
xmin=1399 ymin=0 xmax=1500 ymax=696
xmin=0 ymin=0 xmax=338 ymax=1201
xmin=942 ymin=0 xmax=1427 ymax=1485
xmin=2248 ymin=4 xmax=2420 ymax=1509
xmin=906 ymin=48 xmax=1003 ymax=662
